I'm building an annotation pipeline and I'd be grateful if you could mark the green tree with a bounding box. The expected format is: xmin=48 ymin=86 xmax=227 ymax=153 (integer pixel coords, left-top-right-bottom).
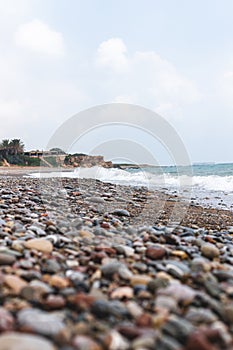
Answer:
xmin=0 ymin=139 xmax=11 ymax=156
xmin=9 ymin=139 xmax=24 ymax=155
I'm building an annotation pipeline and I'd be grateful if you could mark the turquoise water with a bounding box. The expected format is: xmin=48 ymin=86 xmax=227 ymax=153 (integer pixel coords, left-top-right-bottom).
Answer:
xmin=128 ymin=162 xmax=233 ymax=177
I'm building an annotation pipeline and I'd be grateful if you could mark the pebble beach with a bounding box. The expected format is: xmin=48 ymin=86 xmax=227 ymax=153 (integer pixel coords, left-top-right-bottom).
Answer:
xmin=0 ymin=174 xmax=233 ymax=350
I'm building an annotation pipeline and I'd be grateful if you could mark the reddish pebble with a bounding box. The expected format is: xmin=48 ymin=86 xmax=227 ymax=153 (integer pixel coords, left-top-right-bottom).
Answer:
xmin=68 ymin=293 xmax=95 ymax=311
xmin=44 ymin=295 xmax=66 ymax=309
xmin=136 ymin=313 xmax=152 ymax=327
xmin=145 ymin=246 xmax=166 ymax=260
xmin=186 ymin=331 xmax=219 ymax=350
xmin=0 ymin=307 xmax=14 ymax=331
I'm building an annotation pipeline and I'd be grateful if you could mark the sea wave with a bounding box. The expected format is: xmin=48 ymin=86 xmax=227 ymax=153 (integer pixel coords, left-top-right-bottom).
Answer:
xmin=30 ymin=166 xmax=233 ymax=193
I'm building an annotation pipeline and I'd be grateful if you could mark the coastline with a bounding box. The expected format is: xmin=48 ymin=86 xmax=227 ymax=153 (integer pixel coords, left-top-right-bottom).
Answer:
xmin=0 ymin=168 xmax=232 ymax=230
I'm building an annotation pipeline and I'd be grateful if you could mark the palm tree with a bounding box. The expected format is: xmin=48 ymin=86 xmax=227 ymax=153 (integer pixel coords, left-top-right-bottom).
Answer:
xmin=9 ymin=139 xmax=25 ymax=155
xmin=0 ymin=139 xmax=11 ymax=156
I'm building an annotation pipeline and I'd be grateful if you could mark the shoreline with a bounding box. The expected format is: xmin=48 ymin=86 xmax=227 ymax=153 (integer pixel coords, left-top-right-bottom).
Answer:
xmin=0 ymin=168 xmax=232 ymax=229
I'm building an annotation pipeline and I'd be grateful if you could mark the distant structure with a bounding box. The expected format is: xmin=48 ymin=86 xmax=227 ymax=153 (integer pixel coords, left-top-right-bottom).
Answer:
xmin=64 ymin=153 xmax=112 ymax=168
xmin=24 ymin=150 xmax=112 ymax=168
xmin=0 ymin=139 xmax=112 ymax=168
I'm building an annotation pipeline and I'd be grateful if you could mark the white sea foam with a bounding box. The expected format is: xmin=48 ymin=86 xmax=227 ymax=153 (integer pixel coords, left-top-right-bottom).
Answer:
xmin=30 ymin=166 xmax=233 ymax=193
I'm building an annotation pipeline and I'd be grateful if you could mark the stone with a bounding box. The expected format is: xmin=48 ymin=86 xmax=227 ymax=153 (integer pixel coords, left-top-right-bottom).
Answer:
xmin=0 ymin=307 xmax=14 ymax=331
xmin=118 ymin=266 xmax=133 ymax=280
xmin=68 ymin=293 xmax=95 ymax=311
xmin=18 ymin=308 xmax=65 ymax=336
xmin=24 ymin=238 xmax=53 ymax=253
xmin=158 ymin=281 xmax=196 ymax=304
xmin=91 ymin=300 xmax=129 ymax=319
xmin=49 ymin=275 xmax=69 ymax=289
xmin=111 ymin=287 xmax=134 ymax=299
xmin=104 ymin=330 xmax=129 ymax=350
xmin=4 ymin=275 xmax=28 ymax=294
xmin=155 ymin=295 xmax=177 ymax=311
xmin=0 ymin=253 xmax=16 ymax=265
xmin=224 ymin=303 xmax=233 ymax=324
xmin=130 ymin=274 xmax=152 ymax=286
xmin=145 ymin=246 xmax=166 ymax=260
xmin=44 ymin=294 xmax=66 ymax=309
xmin=79 ymin=230 xmax=94 ymax=239
xmin=112 ymin=209 xmax=130 ymax=217
xmin=0 ymin=332 xmax=56 ymax=350
xmin=185 ymin=307 xmax=217 ymax=325
xmin=73 ymin=335 xmax=102 ymax=350
xmin=162 ymin=315 xmax=194 ymax=344
xmin=87 ymin=196 xmax=105 ymax=204
xmin=186 ymin=330 xmax=221 ymax=350
xmin=101 ymin=262 xmax=125 ymax=279
xmin=201 ymin=243 xmax=219 ymax=259
xmin=126 ymin=301 xmax=143 ymax=318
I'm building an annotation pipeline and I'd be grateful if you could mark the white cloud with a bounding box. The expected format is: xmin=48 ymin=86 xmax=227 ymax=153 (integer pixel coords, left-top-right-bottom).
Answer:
xmin=15 ymin=19 xmax=64 ymax=56
xmin=96 ymin=38 xmax=200 ymax=120
xmin=96 ymin=38 xmax=128 ymax=72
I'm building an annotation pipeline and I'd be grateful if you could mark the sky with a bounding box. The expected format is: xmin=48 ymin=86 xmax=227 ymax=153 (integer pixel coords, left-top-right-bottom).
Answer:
xmin=0 ymin=0 xmax=233 ymax=164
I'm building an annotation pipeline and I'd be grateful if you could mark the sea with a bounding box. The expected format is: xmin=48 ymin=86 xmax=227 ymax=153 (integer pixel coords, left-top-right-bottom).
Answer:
xmin=30 ymin=162 xmax=233 ymax=211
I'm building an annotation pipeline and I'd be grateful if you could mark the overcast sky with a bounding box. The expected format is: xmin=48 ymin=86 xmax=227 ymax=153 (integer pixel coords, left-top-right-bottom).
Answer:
xmin=0 ymin=0 xmax=233 ymax=164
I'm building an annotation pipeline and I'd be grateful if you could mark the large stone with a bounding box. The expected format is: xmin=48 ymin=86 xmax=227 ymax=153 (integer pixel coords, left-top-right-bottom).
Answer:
xmin=4 ymin=275 xmax=28 ymax=294
xmin=145 ymin=246 xmax=166 ymax=260
xmin=17 ymin=308 xmax=65 ymax=336
xmin=201 ymin=243 xmax=219 ymax=259
xmin=0 ymin=332 xmax=56 ymax=350
xmin=24 ymin=238 xmax=53 ymax=253
xmin=0 ymin=253 xmax=16 ymax=265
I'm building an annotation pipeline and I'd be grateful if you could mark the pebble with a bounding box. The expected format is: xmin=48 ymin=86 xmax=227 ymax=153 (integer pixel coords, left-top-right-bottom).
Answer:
xmin=111 ymin=287 xmax=134 ymax=299
xmin=18 ymin=308 xmax=65 ymax=336
xmin=0 ymin=332 xmax=56 ymax=350
xmin=0 ymin=307 xmax=14 ymax=331
xmin=185 ymin=307 xmax=217 ymax=324
xmin=0 ymin=253 xmax=16 ymax=265
xmin=201 ymin=243 xmax=220 ymax=259
xmin=112 ymin=209 xmax=130 ymax=217
xmin=24 ymin=238 xmax=53 ymax=253
xmin=49 ymin=275 xmax=69 ymax=289
xmin=130 ymin=274 xmax=152 ymax=286
xmin=4 ymin=275 xmax=28 ymax=294
xmin=145 ymin=246 xmax=166 ymax=260
xmin=158 ymin=281 xmax=196 ymax=304
xmin=101 ymin=262 xmax=125 ymax=279
xmin=91 ymin=300 xmax=129 ymax=319
xmin=104 ymin=330 xmax=129 ymax=350
xmin=44 ymin=295 xmax=66 ymax=309
xmin=73 ymin=335 xmax=102 ymax=350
